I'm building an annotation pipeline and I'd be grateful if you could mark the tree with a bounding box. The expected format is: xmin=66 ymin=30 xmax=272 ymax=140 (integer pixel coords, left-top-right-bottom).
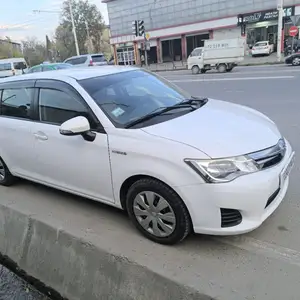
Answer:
xmin=55 ymin=0 xmax=106 ymax=60
xmin=22 ymin=37 xmax=47 ymax=66
xmin=0 ymin=38 xmax=23 ymax=59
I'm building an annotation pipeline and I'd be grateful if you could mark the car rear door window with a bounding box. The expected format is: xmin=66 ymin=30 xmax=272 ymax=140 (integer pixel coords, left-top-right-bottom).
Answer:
xmin=0 ymin=63 xmax=12 ymax=71
xmin=1 ymin=88 xmax=34 ymax=119
xmin=13 ymin=62 xmax=27 ymax=70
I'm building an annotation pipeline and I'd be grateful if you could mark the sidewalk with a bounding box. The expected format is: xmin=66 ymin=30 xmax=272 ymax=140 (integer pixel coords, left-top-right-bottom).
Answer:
xmin=148 ymin=53 xmax=284 ymax=72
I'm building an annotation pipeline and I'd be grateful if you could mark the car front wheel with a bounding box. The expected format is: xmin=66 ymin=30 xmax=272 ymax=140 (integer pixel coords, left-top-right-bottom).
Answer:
xmin=292 ymin=57 xmax=300 ymax=66
xmin=0 ymin=157 xmax=16 ymax=186
xmin=126 ymin=178 xmax=191 ymax=245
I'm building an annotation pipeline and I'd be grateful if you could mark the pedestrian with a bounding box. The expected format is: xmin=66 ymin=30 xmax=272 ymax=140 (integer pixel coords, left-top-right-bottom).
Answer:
xmin=140 ymin=54 xmax=145 ymax=67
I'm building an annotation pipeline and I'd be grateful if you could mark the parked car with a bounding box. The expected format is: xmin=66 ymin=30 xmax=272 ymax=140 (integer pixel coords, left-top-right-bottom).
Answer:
xmin=64 ymin=53 xmax=108 ymax=67
xmin=0 ymin=58 xmax=28 ymax=78
xmin=26 ymin=63 xmax=73 ymax=74
xmin=285 ymin=52 xmax=300 ymax=66
xmin=251 ymin=41 xmax=274 ymax=56
xmin=0 ymin=67 xmax=294 ymax=245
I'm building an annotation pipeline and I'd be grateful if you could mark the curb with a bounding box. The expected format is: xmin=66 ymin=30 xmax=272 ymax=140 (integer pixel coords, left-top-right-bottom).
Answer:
xmin=0 ymin=202 xmax=214 ymax=300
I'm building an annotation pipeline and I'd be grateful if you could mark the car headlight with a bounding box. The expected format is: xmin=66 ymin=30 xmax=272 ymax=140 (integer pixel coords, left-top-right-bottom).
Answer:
xmin=184 ymin=155 xmax=260 ymax=183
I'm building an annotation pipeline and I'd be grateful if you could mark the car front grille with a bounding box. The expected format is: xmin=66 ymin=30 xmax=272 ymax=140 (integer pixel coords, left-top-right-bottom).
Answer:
xmin=220 ymin=208 xmax=242 ymax=228
xmin=248 ymin=138 xmax=286 ymax=170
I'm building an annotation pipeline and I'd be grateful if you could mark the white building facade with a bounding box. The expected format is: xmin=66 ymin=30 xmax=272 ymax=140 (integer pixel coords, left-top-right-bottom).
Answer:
xmin=102 ymin=0 xmax=300 ymax=64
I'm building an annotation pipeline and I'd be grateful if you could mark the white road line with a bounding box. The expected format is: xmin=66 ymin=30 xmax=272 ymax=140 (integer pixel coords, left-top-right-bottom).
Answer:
xmin=213 ymin=236 xmax=300 ymax=267
xmin=170 ymin=76 xmax=294 ymax=82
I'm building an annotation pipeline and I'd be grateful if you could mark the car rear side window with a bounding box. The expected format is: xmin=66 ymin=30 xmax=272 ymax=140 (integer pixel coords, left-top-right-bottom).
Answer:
xmin=92 ymin=55 xmax=106 ymax=62
xmin=65 ymin=57 xmax=87 ymax=65
xmin=0 ymin=88 xmax=33 ymax=119
xmin=0 ymin=63 xmax=11 ymax=71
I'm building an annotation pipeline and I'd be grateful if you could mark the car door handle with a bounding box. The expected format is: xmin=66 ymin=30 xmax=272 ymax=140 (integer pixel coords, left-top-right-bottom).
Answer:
xmin=33 ymin=132 xmax=48 ymax=141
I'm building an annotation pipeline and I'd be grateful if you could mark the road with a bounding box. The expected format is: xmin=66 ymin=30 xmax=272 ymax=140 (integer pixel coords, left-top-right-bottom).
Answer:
xmin=1 ymin=64 xmax=300 ymax=300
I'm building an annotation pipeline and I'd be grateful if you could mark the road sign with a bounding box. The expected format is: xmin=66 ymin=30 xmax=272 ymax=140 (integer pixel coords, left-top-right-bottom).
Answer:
xmin=145 ymin=41 xmax=150 ymax=51
xmin=289 ymin=26 xmax=299 ymax=37
xmin=145 ymin=33 xmax=150 ymax=40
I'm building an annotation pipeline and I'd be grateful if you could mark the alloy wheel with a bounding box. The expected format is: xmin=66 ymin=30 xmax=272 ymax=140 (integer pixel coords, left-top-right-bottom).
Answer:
xmin=292 ymin=57 xmax=300 ymax=66
xmin=133 ymin=191 xmax=176 ymax=237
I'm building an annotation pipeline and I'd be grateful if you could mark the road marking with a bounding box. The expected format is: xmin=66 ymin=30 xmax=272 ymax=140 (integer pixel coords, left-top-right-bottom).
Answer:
xmin=170 ymin=76 xmax=294 ymax=82
xmin=213 ymin=236 xmax=300 ymax=267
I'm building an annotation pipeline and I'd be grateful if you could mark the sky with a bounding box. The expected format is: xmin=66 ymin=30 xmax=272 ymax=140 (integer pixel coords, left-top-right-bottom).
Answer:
xmin=0 ymin=0 xmax=109 ymax=42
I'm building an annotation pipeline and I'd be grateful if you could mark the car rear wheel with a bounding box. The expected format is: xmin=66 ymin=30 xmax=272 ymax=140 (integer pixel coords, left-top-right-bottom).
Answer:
xmin=0 ymin=157 xmax=16 ymax=186
xmin=191 ymin=65 xmax=200 ymax=75
xmin=217 ymin=64 xmax=226 ymax=73
xmin=292 ymin=57 xmax=300 ymax=66
xmin=126 ymin=178 xmax=192 ymax=245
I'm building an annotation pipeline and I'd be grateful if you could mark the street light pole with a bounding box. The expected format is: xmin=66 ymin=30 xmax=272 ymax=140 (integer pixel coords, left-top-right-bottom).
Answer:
xmin=68 ymin=0 xmax=80 ymax=56
xmin=277 ymin=0 xmax=284 ymax=62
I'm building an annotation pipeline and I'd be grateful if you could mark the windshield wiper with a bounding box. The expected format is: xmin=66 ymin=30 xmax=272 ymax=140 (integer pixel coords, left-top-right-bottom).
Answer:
xmin=176 ymin=96 xmax=208 ymax=106
xmin=124 ymin=104 xmax=193 ymax=129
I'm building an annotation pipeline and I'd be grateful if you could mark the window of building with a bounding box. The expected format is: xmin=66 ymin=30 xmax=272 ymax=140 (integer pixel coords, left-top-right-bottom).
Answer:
xmin=1 ymin=88 xmax=33 ymax=119
xmin=38 ymin=88 xmax=96 ymax=128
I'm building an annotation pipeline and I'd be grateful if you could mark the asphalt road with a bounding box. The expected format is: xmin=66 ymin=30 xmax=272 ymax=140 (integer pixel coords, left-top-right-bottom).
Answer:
xmin=1 ymin=64 xmax=300 ymax=300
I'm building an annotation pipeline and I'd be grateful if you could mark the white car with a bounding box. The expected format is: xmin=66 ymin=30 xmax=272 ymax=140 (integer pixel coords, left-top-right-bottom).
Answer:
xmin=0 ymin=67 xmax=295 ymax=245
xmin=252 ymin=41 xmax=274 ymax=56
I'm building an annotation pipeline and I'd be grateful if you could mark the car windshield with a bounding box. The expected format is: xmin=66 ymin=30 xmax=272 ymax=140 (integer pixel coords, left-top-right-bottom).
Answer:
xmin=78 ymin=70 xmax=192 ymax=128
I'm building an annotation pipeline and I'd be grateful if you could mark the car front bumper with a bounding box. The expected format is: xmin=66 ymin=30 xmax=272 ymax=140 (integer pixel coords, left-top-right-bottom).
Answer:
xmin=174 ymin=139 xmax=294 ymax=235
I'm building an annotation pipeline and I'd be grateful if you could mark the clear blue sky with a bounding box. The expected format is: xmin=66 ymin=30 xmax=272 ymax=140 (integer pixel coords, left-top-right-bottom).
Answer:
xmin=0 ymin=0 xmax=109 ymax=42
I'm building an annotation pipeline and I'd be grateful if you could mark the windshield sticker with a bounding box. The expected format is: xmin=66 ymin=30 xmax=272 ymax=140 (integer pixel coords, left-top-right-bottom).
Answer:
xmin=112 ymin=107 xmax=125 ymax=117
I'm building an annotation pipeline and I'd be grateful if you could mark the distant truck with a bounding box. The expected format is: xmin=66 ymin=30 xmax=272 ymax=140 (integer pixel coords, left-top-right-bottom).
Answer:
xmin=187 ymin=38 xmax=245 ymax=74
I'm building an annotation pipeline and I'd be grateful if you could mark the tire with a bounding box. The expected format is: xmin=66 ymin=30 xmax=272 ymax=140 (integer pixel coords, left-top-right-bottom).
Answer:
xmin=191 ymin=65 xmax=200 ymax=75
xmin=126 ymin=178 xmax=192 ymax=245
xmin=200 ymin=69 xmax=207 ymax=74
xmin=292 ymin=57 xmax=300 ymax=66
xmin=0 ymin=157 xmax=16 ymax=186
xmin=217 ymin=64 xmax=226 ymax=73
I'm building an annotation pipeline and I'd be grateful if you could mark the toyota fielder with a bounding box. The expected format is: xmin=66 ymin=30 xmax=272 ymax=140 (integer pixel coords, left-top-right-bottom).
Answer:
xmin=0 ymin=67 xmax=295 ymax=245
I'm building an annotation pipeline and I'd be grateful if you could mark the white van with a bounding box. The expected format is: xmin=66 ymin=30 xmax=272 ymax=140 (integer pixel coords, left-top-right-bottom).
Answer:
xmin=0 ymin=58 xmax=28 ymax=78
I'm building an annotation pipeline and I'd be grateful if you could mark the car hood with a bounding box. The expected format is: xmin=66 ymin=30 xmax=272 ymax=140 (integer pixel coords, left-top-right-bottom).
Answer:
xmin=142 ymin=99 xmax=281 ymax=158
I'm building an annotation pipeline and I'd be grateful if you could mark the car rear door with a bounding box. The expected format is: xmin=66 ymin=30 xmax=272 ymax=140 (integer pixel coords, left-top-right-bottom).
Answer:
xmin=0 ymin=79 xmax=37 ymax=178
xmin=31 ymin=79 xmax=114 ymax=203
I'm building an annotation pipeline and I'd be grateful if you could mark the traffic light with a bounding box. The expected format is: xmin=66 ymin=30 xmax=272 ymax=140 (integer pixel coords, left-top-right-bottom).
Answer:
xmin=132 ymin=20 xmax=138 ymax=36
xmin=132 ymin=20 xmax=145 ymax=37
xmin=138 ymin=20 xmax=145 ymax=36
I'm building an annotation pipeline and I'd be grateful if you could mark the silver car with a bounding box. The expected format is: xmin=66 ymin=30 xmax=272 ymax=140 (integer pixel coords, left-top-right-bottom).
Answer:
xmin=64 ymin=53 xmax=108 ymax=67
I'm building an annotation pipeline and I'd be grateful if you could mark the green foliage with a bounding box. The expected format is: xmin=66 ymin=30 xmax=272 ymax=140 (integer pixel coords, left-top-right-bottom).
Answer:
xmin=55 ymin=0 xmax=109 ymax=60
xmin=22 ymin=37 xmax=47 ymax=66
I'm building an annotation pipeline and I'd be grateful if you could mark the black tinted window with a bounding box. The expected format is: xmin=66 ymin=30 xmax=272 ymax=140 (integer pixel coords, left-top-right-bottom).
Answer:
xmin=0 ymin=63 xmax=11 ymax=71
xmin=1 ymin=88 xmax=33 ymax=119
xmin=13 ymin=62 xmax=27 ymax=70
xmin=39 ymin=88 xmax=96 ymax=128
xmin=65 ymin=57 xmax=87 ymax=65
xmin=92 ymin=55 xmax=106 ymax=62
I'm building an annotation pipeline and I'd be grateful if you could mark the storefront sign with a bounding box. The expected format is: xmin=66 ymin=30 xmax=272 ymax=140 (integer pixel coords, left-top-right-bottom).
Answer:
xmin=238 ymin=6 xmax=294 ymax=24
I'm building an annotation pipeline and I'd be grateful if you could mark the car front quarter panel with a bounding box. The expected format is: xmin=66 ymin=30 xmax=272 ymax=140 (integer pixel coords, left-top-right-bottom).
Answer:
xmin=106 ymin=128 xmax=209 ymax=207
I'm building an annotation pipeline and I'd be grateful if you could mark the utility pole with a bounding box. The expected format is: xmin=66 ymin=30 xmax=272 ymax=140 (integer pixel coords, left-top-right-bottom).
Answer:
xmin=277 ymin=0 xmax=284 ymax=62
xmin=68 ymin=0 xmax=80 ymax=56
xmin=85 ymin=21 xmax=93 ymax=53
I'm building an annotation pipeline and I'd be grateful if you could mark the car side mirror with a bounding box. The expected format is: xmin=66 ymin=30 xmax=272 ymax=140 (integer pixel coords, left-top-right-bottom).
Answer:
xmin=59 ymin=116 xmax=96 ymax=142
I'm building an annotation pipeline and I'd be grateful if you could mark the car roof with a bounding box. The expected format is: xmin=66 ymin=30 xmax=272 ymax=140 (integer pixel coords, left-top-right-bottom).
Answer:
xmin=0 ymin=66 xmax=138 ymax=83
xmin=65 ymin=53 xmax=104 ymax=60
xmin=0 ymin=57 xmax=26 ymax=63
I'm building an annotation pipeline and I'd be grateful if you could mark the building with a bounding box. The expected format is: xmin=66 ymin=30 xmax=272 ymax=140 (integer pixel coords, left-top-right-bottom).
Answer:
xmin=103 ymin=0 xmax=300 ymax=65
xmin=0 ymin=37 xmax=22 ymax=53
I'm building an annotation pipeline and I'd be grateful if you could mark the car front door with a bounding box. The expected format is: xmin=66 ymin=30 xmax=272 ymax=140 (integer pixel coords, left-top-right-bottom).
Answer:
xmin=0 ymin=79 xmax=37 ymax=178
xmin=31 ymin=79 xmax=114 ymax=203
